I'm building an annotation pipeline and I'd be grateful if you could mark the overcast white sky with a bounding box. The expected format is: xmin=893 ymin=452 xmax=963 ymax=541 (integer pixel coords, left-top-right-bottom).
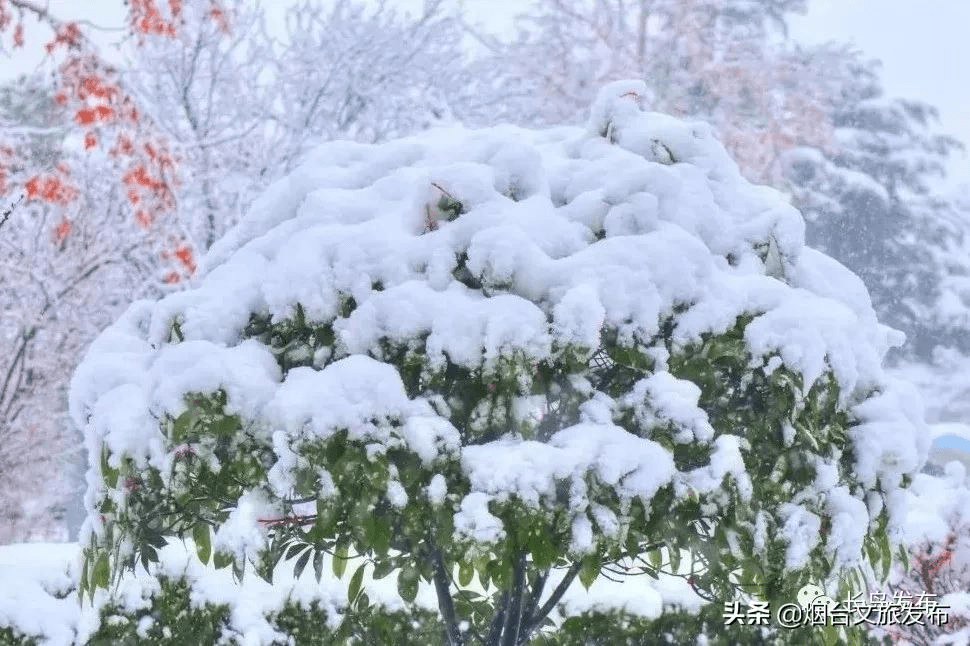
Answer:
xmin=4 ymin=0 xmax=968 ymax=187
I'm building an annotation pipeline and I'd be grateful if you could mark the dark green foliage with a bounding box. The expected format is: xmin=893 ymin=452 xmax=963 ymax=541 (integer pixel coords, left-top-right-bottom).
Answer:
xmin=0 ymin=626 xmax=36 ymax=646
xmin=83 ymin=572 xmax=446 ymax=646
xmin=88 ymin=577 xmax=231 ymax=646
xmin=243 ymin=303 xmax=336 ymax=375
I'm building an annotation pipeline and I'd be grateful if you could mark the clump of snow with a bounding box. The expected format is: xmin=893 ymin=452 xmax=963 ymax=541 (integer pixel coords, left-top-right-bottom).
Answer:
xmin=898 ymin=467 xmax=970 ymax=547
xmin=555 ymin=567 xmax=707 ymax=620
xmin=0 ymin=543 xmax=80 ymax=645
xmin=427 ymin=474 xmax=448 ymax=505
xmin=213 ymin=489 xmax=277 ymax=563
xmin=822 ymin=486 xmax=868 ymax=568
xmin=676 ymin=435 xmax=752 ymax=501
xmin=849 ymin=378 xmax=930 ymax=496
xmin=454 ymin=492 xmax=505 ymax=543
xmin=778 ymin=504 xmax=822 ymax=569
xmin=621 ymin=372 xmax=716 ymax=443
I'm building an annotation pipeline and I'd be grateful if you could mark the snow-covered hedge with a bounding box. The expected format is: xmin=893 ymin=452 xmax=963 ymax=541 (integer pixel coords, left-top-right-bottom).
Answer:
xmin=26 ymin=81 xmax=930 ymax=645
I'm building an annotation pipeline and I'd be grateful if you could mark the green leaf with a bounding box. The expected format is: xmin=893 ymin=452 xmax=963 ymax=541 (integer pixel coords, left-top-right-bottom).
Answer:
xmin=668 ymin=546 xmax=681 ymax=574
xmin=333 ymin=543 xmax=348 ymax=579
xmin=79 ymin=557 xmax=89 ymax=602
xmin=372 ymin=559 xmax=395 ymax=580
xmin=864 ymin=538 xmax=879 ymax=572
xmin=193 ymin=522 xmax=211 ymax=565
xmin=896 ymin=544 xmax=909 ymax=565
xmin=879 ymin=532 xmax=892 ymax=581
xmin=232 ymin=557 xmax=245 ymax=582
xmin=479 ymin=569 xmax=491 ymax=591
xmin=398 ymin=565 xmax=419 ymax=603
xmin=485 ymin=558 xmax=507 ymax=589
xmin=314 ymin=549 xmax=325 ymax=582
xmin=100 ymin=449 xmax=118 ymax=488
xmin=293 ymin=549 xmax=312 ymax=579
xmin=843 ymin=567 xmax=858 ymax=597
xmin=285 ymin=542 xmax=308 ymax=561
xmin=531 ymin=538 xmax=556 ymax=570
xmin=739 ymin=565 xmax=759 ymax=589
xmin=371 ymin=516 xmax=391 ymax=557
xmin=92 ymin=553 xmax=110 ymax=590
xmin=209 ymin=414 xmax=239 ymax=437
xmin=140 ymin=545 xmax=158 ymax=571
xmin=578 ymin=554 xmax=599 ymax=590
xmin=458 ymin=562 xmax=474 ymax=587
xmin=315 ymin=498 xmax=337 ymax=534
xmin=821 ymin=623 xmax=840 ymax=646
xmin=348 ymin=563 xmax=366 ymax=602
xmin=213 ymin=551 xmax=233 ymax=570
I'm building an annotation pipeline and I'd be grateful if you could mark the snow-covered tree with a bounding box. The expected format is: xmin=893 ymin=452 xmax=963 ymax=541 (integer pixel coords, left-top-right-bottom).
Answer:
xmin=121 ymin=0 xmax=276 ymax=252
xmin=64 ymin=83 xmax=926 ymax=645
xmin=123 ymin=0 xmax=469 ymax=253
xmin=271 ymin=0 xmax=466 ymax=155
xmin=869 ymin=462 xmax=970 ymax=645
xmin=460 ymin=0 xmax=830 ymax=186
xmin=783 ymin=51 xmax=967 ymax=361
xmin=0 ymin=72 xmax=170 ymax=543
xmin=0 ymin=0 xmax=216 ymax=541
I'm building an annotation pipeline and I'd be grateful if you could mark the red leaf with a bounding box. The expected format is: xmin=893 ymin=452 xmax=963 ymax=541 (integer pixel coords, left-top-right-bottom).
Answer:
xmin=209 ymin=3 xmax=230 ymax=34
xmin=134 ymin=208 xmax=153 ymax=228
xmin=24 ymin=172 xmax=78 ymax=205
xmin=173 ymin=244 xmax=196 ymax=273
xmin=24 ymin=176 xmax=41 ymax=199
xmin=45 ymin=22 xmax=82 ymax=54
xmin=52 ymin=216 xmax=72 ymax=243
xmin=75 ymin=108 xmax=96 ymax=125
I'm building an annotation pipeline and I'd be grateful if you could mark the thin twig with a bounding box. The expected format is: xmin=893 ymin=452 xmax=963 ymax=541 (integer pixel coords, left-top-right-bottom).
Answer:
xmin=0 ymin=194 xmax=22 ymax=232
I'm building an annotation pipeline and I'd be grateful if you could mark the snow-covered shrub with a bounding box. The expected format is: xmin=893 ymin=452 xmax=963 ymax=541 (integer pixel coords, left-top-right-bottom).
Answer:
xmin=870 ymin=463 xmax=970 ymax=646
xmin=62 ymin=80 xmax=927 ymax=645
xmin=0 ymin=541 xmax=444 ymax=645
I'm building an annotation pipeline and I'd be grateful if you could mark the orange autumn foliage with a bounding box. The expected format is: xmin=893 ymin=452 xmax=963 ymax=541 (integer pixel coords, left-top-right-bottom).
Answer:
xmin=0 ymin=0 xmax=204 ymax=280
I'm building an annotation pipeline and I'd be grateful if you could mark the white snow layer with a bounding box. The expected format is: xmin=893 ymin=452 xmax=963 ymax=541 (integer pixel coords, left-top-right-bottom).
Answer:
xmin=60 ymin=82 xmax=930 ymax=637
